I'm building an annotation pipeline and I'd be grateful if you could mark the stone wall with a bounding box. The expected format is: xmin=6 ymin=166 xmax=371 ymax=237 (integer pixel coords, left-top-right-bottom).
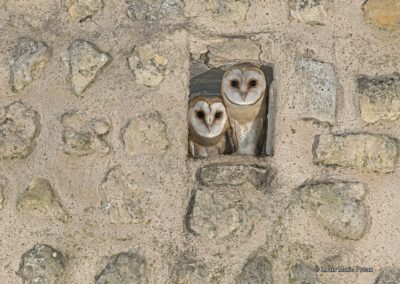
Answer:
xmin=0 ymin=0 xmax=399 ymax=283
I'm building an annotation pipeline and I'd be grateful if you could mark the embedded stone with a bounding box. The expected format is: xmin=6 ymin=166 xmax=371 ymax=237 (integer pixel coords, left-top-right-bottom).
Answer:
xmin=10 ymin=38 xmax=51 ymax=92
xmin=186 ymin=187 xmax=261 ymax=238
xmin=204 ymin=0 xmax=249 ymax=24
xmin=126 ymin=0 xmax=182 ymax=20
xmin=18 ymin=244 xmax=66 ymax=284
xmin=17 ymin=177 xmax=69 ymax=222
xmin=299 ymin=182 xmax=367 ymax=240
xmin=61 ymin=111 xmax=111 ymax=156
xmin=313 ymin=134 xmax=398 ymax=173
xmin=289 ymin=0 xmax=327 ymax=25
xmin=236 ymin=256 xmax=272 ymax=284
xmin=0 ymin=176 xmax=5 ymax=210
xmin=198 ymin=164 xmax=275 ymax=193
xmin=100 ymin=166 xmax=145 ymax=224
xmin=64 ymin=40 xmax=110 ymax=96
xmin=295 ymin=58 xmax=336 ymax=124
xmin=0 ymin=102 xmax=40 ymax=160
xmin=169 ymin=255 xmax=221 ymax=283
xmin=363 ymin=0 xmax=400 ymax=31
xmin=375 ymin=268 xmax=400 ymax=284
xmin=206 ymin=39 xmax=261 ymax=68
xmin=289 ymin=262 xmax=318 ymax=284
xmin=122 ymin=112 xmax=169 ymax=156
xmin=128 ymin=44 xmax=168 ymax=87
xmin=95 ymin=252 xmax=147 ymax=284
xmin=358 ymin=73 xmax=400 ymax=123
xmin=66 ymin=0 xmax=104 ymax=21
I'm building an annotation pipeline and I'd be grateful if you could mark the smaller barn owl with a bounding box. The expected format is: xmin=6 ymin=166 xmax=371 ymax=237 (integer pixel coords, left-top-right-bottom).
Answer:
xmin=221 ymin=63 xmax=268 ymax=156
xmin=188 ymin=95 xmax=233 ymax=158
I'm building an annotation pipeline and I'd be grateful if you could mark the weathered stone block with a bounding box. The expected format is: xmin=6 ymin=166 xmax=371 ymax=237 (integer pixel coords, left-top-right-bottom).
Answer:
xmin=313 ymin=134 xmax=398 ymax=173
xmin=289 ymin=262 xmax=318 ymax=284
xmin=236 ymin=256 xmax=272 ymax=284
xmin=198 ymin=164 xmax=275 ymax=193
xmin=122 ymin=112 xmax=169 ymax=156
xmin=66 ymin=0 xmax=104 ymax=21
xmin=17 ymin=177 xmax=69 ymax=222
xmin=204 ymin=0 xmax=249 ymax=24
xmin=95 ymin=252 xmax=147 ymax=284
xmin=126 ymin=0 xmax=182 ymax=20
xmin=363 ymin=0 xmax=400 ymax=31
xmin=63 ymin=40 xmax=110 ymax=96
xmin=128 ymin=44 xmax=168 ymax=87
xmin=61 ymin=111 xmax=111 ymax=156
xmin=0 ymin=102 xmax=40 ymax=160
xmin=375 ymin=268 xmax=400 ymax=284
xmin=299 ymin=182 xmax=367 ymax=240
xmin=10 ymin=38 xmax=51 ymax=92
xmin=295 ymin=58 xmax=336 ymax=124
xmin=18 ymin=244 xmax=66 ymax=284
xmin=289 ymin=0 xmax=327 ymax=25
xmin=358 ymin=73 xmax=400 ymax=123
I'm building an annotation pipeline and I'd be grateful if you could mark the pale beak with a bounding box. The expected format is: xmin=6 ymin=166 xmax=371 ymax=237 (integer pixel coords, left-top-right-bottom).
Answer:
xmin=240 ymin=91 xmax=246 ymax=101
xmin=206 ymin=117 xmax=212 ymax=132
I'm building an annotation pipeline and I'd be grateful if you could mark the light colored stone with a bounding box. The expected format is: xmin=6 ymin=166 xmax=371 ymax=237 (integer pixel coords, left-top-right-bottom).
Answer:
xmin=10 ymin=38 xmax=51 ymax=92
xmin=100 ymin=166 xmax=146 ymax=224
xmin=0 ymin=102 xmax=40 ymax=160
xmin=0 ymin=176 xmax=5 ymax=210
xmin=295 ymin=58 xmax=336 ymax=124
xmin=128 ymin=44 xmax=168 ymax=87
xmin=122 ymin=112 xmax=169 ymax=156
xmin=64 ymin=40 xmax=110 ymax=96
xmin=95 ymin=252 xmax=147 ymax=284
xmin=61 ymin=111 xmax=111 ymax=157
xmin=17 ymin=177 xmax=69 ymax=222
xmin=299 ymin=182 xmax=367 ymax=240
xmin=236 ymin=256 xmax=272 ymax=284
xmin=289 ymin=0 xmax=327 ymax=25
xmin=66 ymin=0 xmax=104 ymax=21
xmin=363 ymin=0 xmax=400 ymax=31
xmin=358 ymin=73 xmax=400 ymax=123
xmin=289 ymin=262 xmax=319 ymax=284
xmin=204 ymin=0 xmax=249 ymax=24
xmin=126 ymin=0 xmax=182 ymax=20
xmin=313 ymin=134 xmax=398 ymax=173
xmin=18 ymin=244 xmax=66 ymax=284
xmin=375 ymin=268 xmax=400 ymax=284
xmin=206 ymin=39 xmax=261 ymax=68
xmin=198 ymin=164 xmax=275 ymax=193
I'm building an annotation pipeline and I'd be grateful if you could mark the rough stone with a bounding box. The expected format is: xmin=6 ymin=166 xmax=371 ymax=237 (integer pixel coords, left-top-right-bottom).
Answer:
xmin=128 ymin=44 xmax=168 ymax=87
xmin=10 ymin=38 xmax=51 ymax=92
xmin=313 ymin=134 xmax=398 ymax=173
xmin=0 ymin=102 xmax=40 ymax=160
xmin=61 ymin=111 xmax=111 ymax=157
xmin=122 ymin=112 xmax=169 ymax=156
xmin=66 ymin=0 xmax=104 ymax=21
xmin=295 ymin=58 xmax=336 ymax=124
xmin=126 ymin=0 xmax=182 ymax=20
xmin=363 ymin=0 xmax=400 ymax=31
xmin=289 ymin=0 xmax=327 ymax=25
xmin=299 ymin=182 xmax=367 ymax=240
xmin=375 ymin=268 xmax=400 ymax=284
xmin=100 ymin=166 xmax=145 ymax=224
xmin=64 ymin=40 xmax=110 ymax=96
xmin=289 ymin=262 xmax=318 ymax=284
xmin=17 ymin=177 xmax=69 ymax=222
xmin=198 ymin=164 xmax=275 ymax=193
xmin=0 ymin=176 xmax=5 ymax=210
xmin=204 ymin=0 xmax=249 ymax=24
xmin=18 ymin=244 xmax=66 ymax=284
xmin=206 ymin=39 xmax=261 ymax=68
xmin=186 ymin=187 xmax=261 ymax=238
xmin=358 ymin=73 xmax=400 ymax=123
xmin=95 ymin=252 xmax=147 ymax=284
xmin=236 ymin=256 xmax=273 ymax=284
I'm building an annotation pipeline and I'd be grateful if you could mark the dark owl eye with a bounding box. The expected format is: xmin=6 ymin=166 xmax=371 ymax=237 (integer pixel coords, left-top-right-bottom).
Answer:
xmin=231 ymin=80 xmax=239 ymax=88
xmin=215 ymin=112 xmax=223 ymax=119
xmin=249 ymin=80 xmax=257 ymax=87
xmin=196 ymin=111 xmax=204 ymax=119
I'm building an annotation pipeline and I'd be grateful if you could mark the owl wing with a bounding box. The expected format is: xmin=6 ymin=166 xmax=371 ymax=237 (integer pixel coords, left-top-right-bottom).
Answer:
xmin=224 ymin=125 xmax=238 ymax=154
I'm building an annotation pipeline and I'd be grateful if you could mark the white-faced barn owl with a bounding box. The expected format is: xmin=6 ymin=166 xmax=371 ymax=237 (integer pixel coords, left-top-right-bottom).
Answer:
xmin=188 ymin=95 xmax=234 ymax=158
xmin=221 ymin=63 xmax=268 ymax=155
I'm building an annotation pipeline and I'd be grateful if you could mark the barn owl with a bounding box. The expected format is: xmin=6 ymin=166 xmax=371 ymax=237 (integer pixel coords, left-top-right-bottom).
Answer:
xmin=221 ymin=63 xmax=268 ymax=156
xmin=188 ymin=95 xmax=233 ymax=158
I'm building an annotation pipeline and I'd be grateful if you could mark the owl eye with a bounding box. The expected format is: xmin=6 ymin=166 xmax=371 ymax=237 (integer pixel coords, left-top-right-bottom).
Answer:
xmin=231 ymin=80 xmax=239 ymax=88
xmin=215 ymin=112 xmax=223 ymax=119
xmin=196 ymin=111 xmax=205 ymax=119
xmin=249 ymin=80 xmax=257 ymax=87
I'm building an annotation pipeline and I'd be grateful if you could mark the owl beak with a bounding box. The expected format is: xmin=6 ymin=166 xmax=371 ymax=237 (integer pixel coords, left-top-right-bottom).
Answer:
xmin=206 ymin=118 xmax=212 ymax=132
xmin=239 ymin=91 xmax=246 ymax=101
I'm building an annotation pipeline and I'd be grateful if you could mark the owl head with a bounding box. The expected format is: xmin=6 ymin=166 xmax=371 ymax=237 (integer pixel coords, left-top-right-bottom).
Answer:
xmin=188 ymin=95 xmax=228 ymax=139
xmin=221 ymin=63 xmax=267 ymax=106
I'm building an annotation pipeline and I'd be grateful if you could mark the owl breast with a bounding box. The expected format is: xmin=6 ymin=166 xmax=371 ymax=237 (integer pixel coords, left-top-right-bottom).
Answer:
xmin=230 ymin=117 xmax=265 ymax=155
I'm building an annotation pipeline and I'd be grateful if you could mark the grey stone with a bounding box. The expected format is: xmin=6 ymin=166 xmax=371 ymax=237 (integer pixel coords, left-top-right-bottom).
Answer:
xmin=61 ymin=111 xmax=111 ymax=157
xmin=126 ymin=0 xmax=182 ymax=20
xmin=198 ymin=164 xmax=275 ymax=193
xmin=375 ymin=268 xmax=400 ymax=284
xmin=64 ymin=40 xmax=110 ymax=96
xmin=18 ymin=244 xmax=66 ymax=284
xmin=313 ymin=134 xmax=398 ymax=173
xmin=236 ymin=256 xmax=273 ymax=284
xmin=10 ymin=38 xmax=51 ymax=92
xmin=295 ymin=58 xmax=336 ymax=124
xmin=289 ymin=0 xmax=327 ymax=25
xmin=0 ymin=102 xmax=40 ymax=160
xmin=204 ymin=0 xmax=249 ymax=24
xmin=0 ymin=176 xmax=5 ymax=210
xmin=289 ymin=262 xmax=319 ymax=284
xmin=66 ymin=0 xmax=104 ymax=21
xmin=358 ymin=73 xmax=400 ymax=123
xmin=299 ymin=182 xmax=367 ymax=240
xmin=95 ymin=252 xmax=147 ymax=284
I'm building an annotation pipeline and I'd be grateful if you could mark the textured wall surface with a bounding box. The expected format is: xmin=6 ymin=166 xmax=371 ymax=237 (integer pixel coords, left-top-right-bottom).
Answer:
xmin=0 ymin=0 xmax=400 ymax=283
